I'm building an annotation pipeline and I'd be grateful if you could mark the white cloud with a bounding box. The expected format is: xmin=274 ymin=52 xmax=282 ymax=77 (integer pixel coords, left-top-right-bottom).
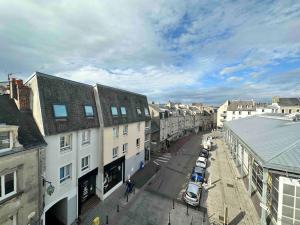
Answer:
xmin=226 ymin=76 xmax=243 ymax=82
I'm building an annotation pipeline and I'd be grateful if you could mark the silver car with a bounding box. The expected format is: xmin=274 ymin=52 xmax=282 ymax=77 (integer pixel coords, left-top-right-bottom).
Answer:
xmin=183 ymin=182 xmax=201 ymax=206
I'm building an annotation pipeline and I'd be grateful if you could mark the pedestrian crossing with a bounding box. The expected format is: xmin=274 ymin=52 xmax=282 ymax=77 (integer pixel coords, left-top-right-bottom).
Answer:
xmin=152 ymin=153 xmax=172 ymax=166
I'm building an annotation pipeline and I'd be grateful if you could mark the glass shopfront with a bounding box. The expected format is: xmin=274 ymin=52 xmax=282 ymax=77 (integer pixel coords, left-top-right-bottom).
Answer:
xmin=103 ymin=156 xmax=125 ymax=194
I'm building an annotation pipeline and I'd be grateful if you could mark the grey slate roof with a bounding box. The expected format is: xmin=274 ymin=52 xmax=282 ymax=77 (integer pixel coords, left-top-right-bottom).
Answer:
xmin=96 ymin=84 xmax=150 ymax=127
xmin=35 ymin=72 xmax=100 ymax=135
xmin=0 ymin=94 xmax=46 ymax=149
xmin=224 ymin=116 xmax=300 ymax=173
xmin=277 ymin=98 xmax=300 ymax=107
xmin=227 ymin=100 xmax=256 ymax=111
xmin=150 ymin=120 xmax=160 ymax=134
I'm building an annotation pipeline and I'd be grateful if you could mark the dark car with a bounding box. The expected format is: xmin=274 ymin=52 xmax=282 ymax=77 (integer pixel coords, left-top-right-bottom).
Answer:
xmin=192 ymin=166 xmax=205 ymax=179
xmin=199 ymin=148 xmax=209 ymax=158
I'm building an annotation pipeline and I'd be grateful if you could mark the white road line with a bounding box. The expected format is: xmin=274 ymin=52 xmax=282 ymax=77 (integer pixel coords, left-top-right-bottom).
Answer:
xmin=158 ymin=156 xmax=170 ymax=160
xmin=153 ymin=161 xmax=159 ymax=165
xmin=162 ymin=155 xmax=172 ymax=158
xmin=156 ymin=158 xmax=169 ymax=163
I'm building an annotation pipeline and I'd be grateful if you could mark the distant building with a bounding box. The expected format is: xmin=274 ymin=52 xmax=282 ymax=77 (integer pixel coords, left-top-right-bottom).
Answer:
xmin=217 ymin=100 xmax=272 ymax=127
xmin=224 ymin=114 xmax=300 ymax=225
xmin=272 ymin=97 xmax=300 ymax=114
xmin=0 ymin=81 xmax=46 ymax=225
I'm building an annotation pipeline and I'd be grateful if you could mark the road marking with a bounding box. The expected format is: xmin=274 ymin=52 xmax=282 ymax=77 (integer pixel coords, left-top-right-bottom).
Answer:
xmin=156 ymin=158 xmax=169 ymax=163
xmin=162 ymin=155 xmax=172 ymax=158
xmin=158 ymin=156 xmax=170 ymax=160
xmin=153 ymin=161 xmax=159 ymax=166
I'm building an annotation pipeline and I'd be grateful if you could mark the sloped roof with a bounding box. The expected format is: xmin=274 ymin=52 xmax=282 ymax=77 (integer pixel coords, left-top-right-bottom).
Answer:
xmin=224 ymin=116 xmax=300 ymax=173
xmin=227 ymin=100 xmax=256 ymax=111
xmin=35 ymin=72 xmax=100 ymax=135
xmin=96 ymin=84 xmax=150 ymax=127
xmin=0 ymin=94 xmax=46 ymax=149
xmin=277 ymin=98 xmax=300 ymax=107
xmin=150 ymin=120 xmax=160 ymax=133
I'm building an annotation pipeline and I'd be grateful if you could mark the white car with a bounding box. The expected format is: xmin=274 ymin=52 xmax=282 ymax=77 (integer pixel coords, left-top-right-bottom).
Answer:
xmin=183 ymin=182 xmax=202 ymax=206
xmin=196 ymin=156 xmax=207 ymax=168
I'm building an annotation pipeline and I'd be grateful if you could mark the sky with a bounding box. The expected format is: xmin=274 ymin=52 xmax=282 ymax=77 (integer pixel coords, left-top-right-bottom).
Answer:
xmin=0 ymin=0 xmax=300 ymax=105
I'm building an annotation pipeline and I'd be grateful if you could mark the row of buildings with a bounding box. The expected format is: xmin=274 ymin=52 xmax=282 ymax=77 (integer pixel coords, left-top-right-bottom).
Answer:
xmin=217 ymin=98 xmax=300 ymax=127
xmin=0 ymin=72 xmax=150 ymax=225
xmin=149 ymin=102 xmax=217 ymax=152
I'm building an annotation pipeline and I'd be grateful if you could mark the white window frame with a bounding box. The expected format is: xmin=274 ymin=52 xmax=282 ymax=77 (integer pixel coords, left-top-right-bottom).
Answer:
xmin=81 ymin=156 xmax=90 ymax=171
xmin=113 ymin=127 xmax=119 ymax=138
xmin=123 ymin=125 xmax=128 ymax=135
xmin=60 ymin=164 xmax=72 ymax=183
xmin=111 ymin=106 xmax=118 ymax=116
xmin=136 ymin=107 xmax=142 ymax=116
xmin=60 ymin=134 xmax=72 ymax=152
xmin=82 ymin=130 xmax=91 ymax=145
xmin=144 ymin=107 xmax=149 ymax=116
xmin=0 ymin=131 xmax=12 ymax=152
xmin=0 ymin=171 xmax=17 ymax=201
xmin=113 ymin=147 xmax=118 ymax=158
xmin=120 ymin=106 xmax=127 ymax=116
xmin=123 ymin=143 xmax=128 ymax=154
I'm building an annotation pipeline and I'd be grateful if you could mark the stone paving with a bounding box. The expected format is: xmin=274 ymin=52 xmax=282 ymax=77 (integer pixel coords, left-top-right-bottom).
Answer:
xmin=203 ymin=131 xmax=260 ymax=225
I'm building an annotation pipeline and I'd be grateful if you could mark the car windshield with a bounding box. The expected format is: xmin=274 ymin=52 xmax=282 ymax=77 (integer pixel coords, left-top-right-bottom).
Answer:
xmin=193 ymin=167 xmax=204 ymax=174
xmin=191 ymin=173 xmax=202 ymax=182
xmin=186 ymin=191 xmax=197 ymax=199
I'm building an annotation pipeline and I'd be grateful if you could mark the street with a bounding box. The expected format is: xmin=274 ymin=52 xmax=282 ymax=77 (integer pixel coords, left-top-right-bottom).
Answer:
xmin=80 ymin=131 xmax=260 ymax=225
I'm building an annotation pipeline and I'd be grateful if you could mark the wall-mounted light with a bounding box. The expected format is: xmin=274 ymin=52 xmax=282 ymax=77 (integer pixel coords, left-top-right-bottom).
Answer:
xmin=42 ymin=177 xmax=55 ymax=196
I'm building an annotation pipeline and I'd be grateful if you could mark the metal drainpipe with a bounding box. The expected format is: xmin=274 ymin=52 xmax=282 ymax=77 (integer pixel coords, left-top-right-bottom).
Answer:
xmin=76 ymin=131 xmax=79 ymax=221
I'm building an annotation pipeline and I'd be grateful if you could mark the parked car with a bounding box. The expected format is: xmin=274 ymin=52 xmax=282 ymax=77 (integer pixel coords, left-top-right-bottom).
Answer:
xmin=190 ymin=172 xmax=204 ymax=184
xmin=196 ymin=156 xmax=207 ymax=168
xmin=199 ymin=148 xmax=209 ymax=158
xmin=183 ymin=182 xmax=202 ymax=206
xmin=192 ymin=166 xmax=205 ymax=180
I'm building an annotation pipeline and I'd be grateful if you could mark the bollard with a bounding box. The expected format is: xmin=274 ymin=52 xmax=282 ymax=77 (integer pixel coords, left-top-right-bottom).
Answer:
xmin=168 ymin=212 xmax=171 ymax=225
xmin=186 ymin=203 xmax=189 ymax=216
xmin=173 ymin=199 xmax=175 ymax=209
xmin=106 ymin=215 xmax=108 ymax=224
xmin=117 ymin=204 xmax=119 ymax=212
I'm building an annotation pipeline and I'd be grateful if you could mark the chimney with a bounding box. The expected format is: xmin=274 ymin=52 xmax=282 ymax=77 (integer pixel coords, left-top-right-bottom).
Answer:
xmin=9 ymin=79 xmax=31 ymax=111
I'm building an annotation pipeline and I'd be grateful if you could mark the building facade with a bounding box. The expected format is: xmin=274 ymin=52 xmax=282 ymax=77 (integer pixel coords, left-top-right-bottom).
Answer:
xmin=272 ymin=97 xmax=300 ymax=114
xmin=0 ymin=85 xmax=46 ymax=225
xmin=94 ymin=84 xmax=150 ymax=200
xmin=224 ymin=115 xmax=300 ymax=225
xmin=26 ymin=72 xmax=101 ymax=225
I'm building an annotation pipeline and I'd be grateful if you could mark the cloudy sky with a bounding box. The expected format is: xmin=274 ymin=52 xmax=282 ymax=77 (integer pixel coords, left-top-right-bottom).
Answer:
xmin=0 ymin=0 xmax=300 ymax=105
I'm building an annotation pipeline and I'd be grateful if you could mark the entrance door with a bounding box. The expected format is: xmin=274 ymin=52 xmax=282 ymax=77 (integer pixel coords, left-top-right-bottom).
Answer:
xmin=45 ymin=198 xmax=67 ymax=225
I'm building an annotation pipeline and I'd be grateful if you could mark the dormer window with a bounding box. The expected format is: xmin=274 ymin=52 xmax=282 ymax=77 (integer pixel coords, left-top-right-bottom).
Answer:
xmin=120 ymin=107 xmax=127 ymax=116
xmin=84 ymin=105 xmax=94 ymax=117
xmin=144 ymin=107 xmax=149 ymax=116
xmin=53 ymin=104 xmax=68 ymax=118
xmin=136 ymin=107 xmax=142 ymax=116
xmin=0 ymin=131 xmax=10 ymax=150
xmin=111 ymin=106 xmax=118 ymax=116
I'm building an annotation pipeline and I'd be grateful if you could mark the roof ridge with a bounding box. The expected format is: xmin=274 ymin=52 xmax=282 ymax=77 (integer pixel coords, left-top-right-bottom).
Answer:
xmin=267 ymin=139 xmax=300 ymax=163
xmin=96 ymin=83 xmax=146 ymax=98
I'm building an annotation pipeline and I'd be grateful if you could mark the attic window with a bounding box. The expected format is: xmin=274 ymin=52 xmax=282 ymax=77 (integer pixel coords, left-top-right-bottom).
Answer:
xmin=136 ymin=107 xmax=142 ymax=116
xmin=120 ymin=107 xmax=127 ymax=116
xmin=84 ymin=105 xmax=94 ymax=117
xmin=144 ymin=107 xmax=149 ymax=116
xmin=53 ymin=104 xmax=68 ymax=118
xmin=0 ymin=131 xmax=10 ymax=150
xmin=111 ymin=106 xmax=118 ymax=116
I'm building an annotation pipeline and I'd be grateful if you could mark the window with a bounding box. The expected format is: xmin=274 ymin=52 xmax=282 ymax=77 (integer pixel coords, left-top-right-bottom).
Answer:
xmin=262 ymin=109 xmax=265 ymax=113
xmin=111 ymin=106 xmax=118 ymax=116
xmin=0 ymin=131 xmax=10 ymax=150
xmin=297 ymin=109 xmax=300 ymax=112
xmin=289 ymin=109 xmax=292 ymax=114
xmin=53 ymin=104 xmax=67 ymax=118
xmin=145 ymin=121 xmax=150 ymax=129
xmin=121 ymin=107 xmax=127 ymax=116
xmin=144 ymin=107 xmax=149 ymax=116
xmin=248 ymin=111 xmax=251 ymax=115
xmin=113 ymin=127 xmax=119 ymax=138
xmin=123 ymin=125 xmax=128 ymax=135
xmin=123 ymin=143 xmax=128 ymax=154
xmin=0 ymin=171 xmax=17 ymax=201
xmin=239 ymin=111 xmax=241 ymax=115
xmin=82 ymin=130 xmax=90 ymax=145
xmin=136 ymin=138 xmax=140 ymax=148
xmin=60 ymin=134 xmax=72 ymax=152
xmin=233 ymin=111 xmax=235 ymax=115
xmin=81 ymin=156 xmax=90 ymax=171
xmin=136 ymin=107 xmax=142 ymax=116
xmin=60 ymin=164 xmax=71 ymax=183
xmin=282 ymin=109 xmax=285 ymax=114
xmin=137 ymin=122 xmax=141 ymax=132
xmin=84 ymin=105 xmax=94 ymax=117
xmin=113 ymin=147 xmax=118 ymax=158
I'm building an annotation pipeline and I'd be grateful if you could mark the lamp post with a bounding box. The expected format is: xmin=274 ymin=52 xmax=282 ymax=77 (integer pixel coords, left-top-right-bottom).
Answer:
xmin=42 ymin=177 xmax=55 ymax=196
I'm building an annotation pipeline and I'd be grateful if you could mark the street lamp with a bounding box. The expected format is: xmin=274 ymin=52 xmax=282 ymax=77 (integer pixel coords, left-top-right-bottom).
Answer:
xmin=42 ymin=177 xmax=55 ymax=196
